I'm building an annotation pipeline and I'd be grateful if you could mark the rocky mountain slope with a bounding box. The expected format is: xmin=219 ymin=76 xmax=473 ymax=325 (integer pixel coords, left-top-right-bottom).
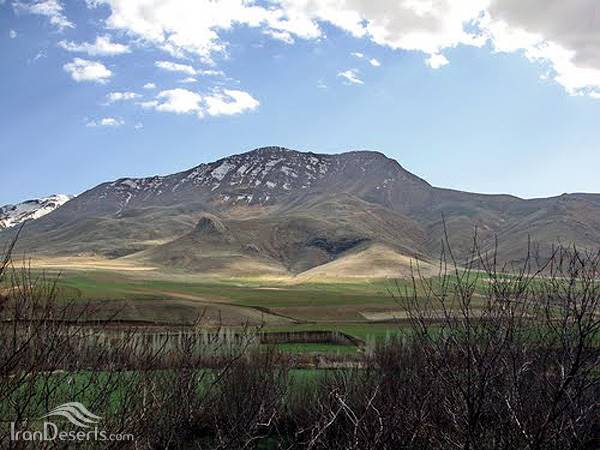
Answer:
xmin=0 ymin=194 xmax=73 ymax=230
xmin=2 ymin=147 xmax=599 ymax=277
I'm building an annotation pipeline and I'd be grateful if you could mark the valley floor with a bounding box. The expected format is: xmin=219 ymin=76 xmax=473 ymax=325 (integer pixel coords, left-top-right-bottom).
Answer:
xmin=18 ymin=256 xmax=440 ymax=345
xmin=10 ymin=255 xmax=500 ymax=358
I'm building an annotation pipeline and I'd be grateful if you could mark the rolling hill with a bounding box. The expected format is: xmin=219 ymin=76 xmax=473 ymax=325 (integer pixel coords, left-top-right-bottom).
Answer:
xmin=2 ymin=146 xmax=599 ymax=278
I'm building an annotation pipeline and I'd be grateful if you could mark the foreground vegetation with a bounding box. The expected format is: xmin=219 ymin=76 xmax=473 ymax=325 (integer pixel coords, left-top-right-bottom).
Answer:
xmin=0 ymin=236 xmax=598 ymax=449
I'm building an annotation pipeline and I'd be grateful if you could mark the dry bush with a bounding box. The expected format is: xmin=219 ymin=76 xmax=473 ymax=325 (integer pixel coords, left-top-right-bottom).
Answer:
xmin=277 ymin=234 xmax=599 ymax=450
xmin=0 ymin=229 xmax=598 ymax=449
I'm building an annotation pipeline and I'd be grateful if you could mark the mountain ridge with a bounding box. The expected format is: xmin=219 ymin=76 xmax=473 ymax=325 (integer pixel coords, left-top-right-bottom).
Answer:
xmin=2 ymin=146 xmax=599 ymax=278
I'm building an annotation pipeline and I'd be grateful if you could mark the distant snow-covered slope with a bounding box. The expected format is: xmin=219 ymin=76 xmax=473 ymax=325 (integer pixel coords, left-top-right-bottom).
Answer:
xmin=0 ymin=194 xmax=74 ymax=229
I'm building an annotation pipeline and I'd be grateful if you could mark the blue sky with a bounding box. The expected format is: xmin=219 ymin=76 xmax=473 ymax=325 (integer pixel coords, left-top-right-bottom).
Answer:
xmin=1 ymin=0 xmax=600 ymax=205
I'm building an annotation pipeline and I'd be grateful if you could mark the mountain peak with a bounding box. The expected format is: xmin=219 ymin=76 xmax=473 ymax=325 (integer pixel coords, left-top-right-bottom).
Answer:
xmin=242 ymin=146 xmax=298 ymax=156
xmin=75 ymin=146 xmax=431 ymax=214
xmin=339 ymin=149 xmax=387 ymax=158
xmin=0 ymin=194 xmax=73 ymax=229
xmin=240 ymin=146 xmax=388 ymax=160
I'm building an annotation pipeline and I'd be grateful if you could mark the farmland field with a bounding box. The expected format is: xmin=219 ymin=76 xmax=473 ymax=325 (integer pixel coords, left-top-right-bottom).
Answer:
xmin=16 ymin=262 xmax=425 ymax=341
xmin=0 ymin=249 xmax=516 ymax=365
xmin=1 ymin=255 xmax=500 ymax=347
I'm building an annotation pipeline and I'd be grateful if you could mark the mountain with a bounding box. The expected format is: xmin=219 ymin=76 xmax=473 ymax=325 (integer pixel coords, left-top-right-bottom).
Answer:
xmin=2 ymin=146 xmax=599 ymax=278
xmin=0 ymin=194 xmax=73 ymax=230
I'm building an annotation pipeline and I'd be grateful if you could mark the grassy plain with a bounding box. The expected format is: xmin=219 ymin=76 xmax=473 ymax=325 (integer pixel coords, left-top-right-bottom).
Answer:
xmin=9 ymin=256 xmax=491 ymax=343
xmin=9 ymin=255 xmax=425 ymax=341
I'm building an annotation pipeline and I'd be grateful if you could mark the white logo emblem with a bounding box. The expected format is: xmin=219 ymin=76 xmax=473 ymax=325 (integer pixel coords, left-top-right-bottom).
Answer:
xmin=39 ymin=402 xmax=102 ymax=428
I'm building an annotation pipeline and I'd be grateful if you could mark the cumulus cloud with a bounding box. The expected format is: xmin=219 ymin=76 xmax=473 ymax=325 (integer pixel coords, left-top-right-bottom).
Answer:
xmin=338 ymin=69 xmax=363 ymax=85
xmin=91 ymin=0 xmax=321 ymax=63
xmin=86 ymin=117 xmax=124 ymax=127
xmin=315 ymin=0 xmax=600 ymax=94
xmin=9 ymin=30 xmax=17 ymax=39
xmin=58 ymin=35 xmax=130 ymax=56
xmin=89 ymin=0 xmax=474 ymax=71
xmin=140 ymin=87 xmax=259 ymax=118
xmin=483 ymin=0 xmax=600 ymax=95
xmin=106 ymin=91 xmax=141 ymax=103
xmin=141 ymin=88 xmax=204 ymax=116
xmin=284 ymin=0 xmax=486 ymax=67
xmin=179 ymin=77 xmax=198 ymax=84
xmin=86 ymin=0 xmax=600 ymax=97
xmin=351 ymin=52 xmax=365 ymax=59
xmin=369 ymin=58 xmax=381 ymax=67
xmin=204 ymin=89 xmax=260 ymax=116
xmin=143 ymin=82 xmax=157 ymax=89
xmin=63 ymin=58 xmax=112 ymax=83
xmin=14 ymin=0 xmax=73 ymax=31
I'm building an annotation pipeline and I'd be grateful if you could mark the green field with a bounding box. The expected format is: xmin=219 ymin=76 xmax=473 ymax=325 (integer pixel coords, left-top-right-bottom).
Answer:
xmin=273 ymin=343 xmax=359 ymax=354
xmin=31 ymin=269 xmax=416 ymax=338
xmin=4 ymin=266 xmax=499 ymax=348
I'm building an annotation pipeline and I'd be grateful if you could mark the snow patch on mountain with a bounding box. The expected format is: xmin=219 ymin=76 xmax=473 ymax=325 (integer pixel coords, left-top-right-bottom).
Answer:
xmin=0 ymin=194 xmax=74 ymax=229
xmin=166 ymin=147 xmax=335 ymax=205
xmin=90 ymin=147 xmax=348 ymax=212
xmin=211 ymin=161 xmax=235 ymax=181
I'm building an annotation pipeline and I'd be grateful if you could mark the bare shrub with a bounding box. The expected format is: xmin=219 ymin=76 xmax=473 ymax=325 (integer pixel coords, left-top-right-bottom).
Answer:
xmin=0 ymin=229 xmax=597 ymax=449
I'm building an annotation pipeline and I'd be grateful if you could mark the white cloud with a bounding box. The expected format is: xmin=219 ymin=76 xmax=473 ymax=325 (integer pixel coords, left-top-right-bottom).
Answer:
xmin=155 ymin=61 xmax=225 ymax=79
xmin=264 ymin=29 xmax=294 ymax=44
xmin=106 ymin=91 xmax=141 ymax=103
xmin=86 ymin=117 xmax=124 ymax=127
xmin=338 ymin=69 xmax=364 ymax=85
xmin=316 ymin=80 xmax=328 ymax=89
xmin=89 ymin=0 xmax=600 ymax=97
xmin=199 ymin=69 xmax=225 ymax=77
xmin=155 ymin=61 xmax=197 ymax=76
xmin=322 ymin=0 xmax=600 ymax=95
xmin=140 ymin=87 xmax=259 ymax=118
xmin=283 ymin=0 xmax=486 ymax=65
xmin=481 ymin=1 xmax=600 ymax=96
xmin=9 ymin=30 xmax=17 ymax=39
xmin=90 ymin=0 xmax=472 ymax=69
xmin=91 ymin=0 xmax=322 ymax=63
xmin=426 ymin=53 xmax=449 ymax=69
xmin=134 ymin=122 xmax=144 ymax=129
xmin=142 ymin=88 xmax=204 ymax=116
xmin=58 ymin=35 xmax=130 ymax=56
xmin=353 ymin=52 xmax=381 ymax=67
xmin=143 ymin=82 xmax=157 ymax=89
xmin=139 ymin=100 xmax=159 ymax=109
xmin=14 ymin=0 xmax=73 ymax=31
xmin=204 ymin=89 xmax=260 ymax=116
xmin=63 ymin=58 xmax=112 ymax=83
xmin=179 ymin=77 xmax=197 ymax=84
